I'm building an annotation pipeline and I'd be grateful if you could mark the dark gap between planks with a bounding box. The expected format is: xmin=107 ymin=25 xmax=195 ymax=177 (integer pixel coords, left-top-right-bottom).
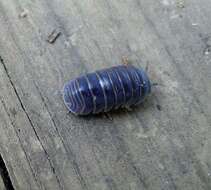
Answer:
xmin=0 ymin=154 xmax=15 ymax=190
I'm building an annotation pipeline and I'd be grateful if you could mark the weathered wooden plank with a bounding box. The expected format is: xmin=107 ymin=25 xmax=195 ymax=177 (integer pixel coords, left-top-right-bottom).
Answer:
xmin=0 ymin=0 xmax=210 ymax=190
xmin=0 ymin=177 xmax=6 ymax=190
xmin=0 ymin=64 xmax=39 ymax=189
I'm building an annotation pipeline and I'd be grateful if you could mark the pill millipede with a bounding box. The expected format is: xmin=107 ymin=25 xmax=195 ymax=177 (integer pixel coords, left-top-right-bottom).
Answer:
xmin=63 ymin=65 xmax=151 ymax=115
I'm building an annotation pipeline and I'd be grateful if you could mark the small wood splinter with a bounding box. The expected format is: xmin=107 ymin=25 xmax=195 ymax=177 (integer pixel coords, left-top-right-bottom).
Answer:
xmin=47 ymin=29 xmax=61 ymax=44
xmin=122 ymin=57 xmax=130 ymax=65
xmin=19 ymin=9 xmax=29 ymax=18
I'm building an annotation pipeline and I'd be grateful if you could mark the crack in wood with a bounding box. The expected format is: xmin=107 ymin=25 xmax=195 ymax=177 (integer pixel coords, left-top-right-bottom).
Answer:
xmin=0 ymin=154 xmax=14 ymax=190
xmin=33 ymin=82 xmax=89 ymax=190
xmin=0 ymin=96 xmax=43 ymax=190
xmin=0 ymin=56 xmax=62 ymax=190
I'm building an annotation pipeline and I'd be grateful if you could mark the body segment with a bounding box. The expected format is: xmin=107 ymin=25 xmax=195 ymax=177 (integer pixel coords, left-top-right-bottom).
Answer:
xmin=63 ymin=65 xmax=151 ymax=115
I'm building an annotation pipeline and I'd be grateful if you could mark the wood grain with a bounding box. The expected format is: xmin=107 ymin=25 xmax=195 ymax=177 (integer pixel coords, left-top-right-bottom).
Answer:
xmin=0 ymin=177 xmax=6 ymax=190
xmin=0 ymin=0 xmax=210 ymax=189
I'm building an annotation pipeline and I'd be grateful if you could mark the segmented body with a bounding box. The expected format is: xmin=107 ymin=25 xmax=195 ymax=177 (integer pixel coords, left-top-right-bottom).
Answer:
xmin=63 ymin=65 xmax=151 ymax=115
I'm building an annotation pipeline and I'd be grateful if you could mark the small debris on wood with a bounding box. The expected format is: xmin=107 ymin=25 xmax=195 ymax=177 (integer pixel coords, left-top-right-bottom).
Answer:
xmin=177 ymin=0 xmax=185 ymax=8
xmin=192 ymin=23 xmax=198 ymax=26
xmin=152 ymin=82 xmax=159 ymax=86
xmin=19 ymin=9 xmax=29 ymax=18
xmin=47 ymin=29 xmax=61 ymax=44
xmin=156 ymin=104 xmax=162 ymax=111
xmin=122 ymin=56 xmax=129 ymax=65
xmin=204 ymin=47 xmax=210 ymax=55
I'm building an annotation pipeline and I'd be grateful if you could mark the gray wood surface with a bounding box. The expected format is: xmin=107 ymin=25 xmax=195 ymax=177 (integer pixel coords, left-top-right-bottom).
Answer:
xmin=0 ymin=176 xmax=6 ymax=190
xmin=0 ymin=0 xmax=211 ymax=189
